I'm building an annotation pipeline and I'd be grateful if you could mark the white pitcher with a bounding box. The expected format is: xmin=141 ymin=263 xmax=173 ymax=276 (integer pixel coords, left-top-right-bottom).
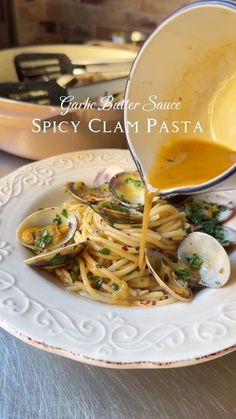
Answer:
xmin=125 ymin=0 xmax=236 ymax=196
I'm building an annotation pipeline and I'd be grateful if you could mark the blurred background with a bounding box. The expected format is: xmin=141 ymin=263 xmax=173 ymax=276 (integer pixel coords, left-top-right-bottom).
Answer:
xmin=0 ymin=0 xmax=194 ymax=48
xmin=0 ymin=0 xmax=211 ymax=160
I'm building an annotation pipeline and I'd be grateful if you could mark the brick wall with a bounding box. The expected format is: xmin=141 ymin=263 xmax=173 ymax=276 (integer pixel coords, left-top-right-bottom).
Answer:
xmin=13 ymin=0 xmax=198 ymax=46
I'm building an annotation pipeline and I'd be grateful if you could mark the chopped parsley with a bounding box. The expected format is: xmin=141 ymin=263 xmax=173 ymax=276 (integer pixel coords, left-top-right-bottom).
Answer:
xmin=124 ymin=177 xmax=144 ymax=188
xmin=110 ymin=282 xmax=119 ymax=291
xmin=37 ymin=207 xmax=44 ymax=211
xmin=186 ymin=201 xmax=208 ymax=224
xmin=89 ymin=274 xmax=99 ymax=281
xmin=174 ymin=268 xmax=192 ymax=282
xmin=34 ymin=229 xmax=52 ymax=251
xmin=96 ymin=263 xmax=102 ymax=268
xmin=111 ymin=205 xmax=130 ymax=213
xmin=53 ymin=214 xmax=62 ymax=225
xmin=99 ymin=247 xmax=111 ymax=255
xmin=61 ymin=208 xmax=68 ymax=218
xmin=89 ymin=275 xmax=103 ymax=289
xmin=166 ymin=158 xmax=174 ymax=162
xmin=70 ymin=270 xmax=77 ymax=283
xmin=99 ymin=201 xmax=130 ymax=213
xmin=63 ymin=185 xmax=70 ymax=194
xmin=199 ymin=221 xmax=227 ymax=245
xmin=186 ymin=253 xmax=203 ymax=270
xmin=95 ymin=278 xmax=103 ymax=289
xmin=50 ymin=253 xmax=67 ymax=266
xmin=100 ymin=182 xmax=109 ymax=193
xmin=185 ymin=199 xmax=229 ymax=245
xmin=186 ymin=199 xmax=227 ymax=225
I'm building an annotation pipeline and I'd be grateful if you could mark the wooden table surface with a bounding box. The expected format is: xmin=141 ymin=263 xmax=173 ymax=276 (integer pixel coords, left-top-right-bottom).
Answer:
xmin=0 ymin=150 xmax=236 ymax=419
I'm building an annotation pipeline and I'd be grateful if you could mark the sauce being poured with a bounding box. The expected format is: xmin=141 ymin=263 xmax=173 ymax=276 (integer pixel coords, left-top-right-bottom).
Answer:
xmin=148 ymin=139 xmax=236 ymax=190
xmin=138 ymin=189 xmax=156 ymax=270
xmin=138 ymin=139 xmax=236 ymax=270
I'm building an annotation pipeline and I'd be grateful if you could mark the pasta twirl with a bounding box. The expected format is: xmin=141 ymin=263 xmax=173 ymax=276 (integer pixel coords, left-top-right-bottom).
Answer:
xmin=54 ymin=198 xmax=188 ymax=306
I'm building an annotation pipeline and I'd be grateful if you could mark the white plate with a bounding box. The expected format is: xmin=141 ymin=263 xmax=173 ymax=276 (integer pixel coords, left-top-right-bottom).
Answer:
xmin=0 ymin=149 xmax=236 ymax=368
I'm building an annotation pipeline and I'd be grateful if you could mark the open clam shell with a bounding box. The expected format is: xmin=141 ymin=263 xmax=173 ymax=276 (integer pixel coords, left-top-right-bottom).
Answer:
xmin=66 ymin=179 xmax=143 ymax=224
xmin=66 ymin=181 xmax=110 ymax=205
xmin=93 ymin=200 xmax=143 ymax=224
xmin=220 ymin=226 xmax=236 ymax=247
xmin=24 ymin=241 xmax=87 ymax=268
xmin=223 ymin=214 xmax=236 ymax=246
xmin=145 ymin=248 xmax=192 ymax=302
xmin=16 ymin=207 xmax=77 ymax=252
xmin=178 ymin=232 xmax=231 ymax=288
xmin=110 ymin=171 xmax=145 ymax=207
xmin=193 ymin=222 xmax=236 ymax=247
xmin=184 ymin=192 xmax=235 ymax=224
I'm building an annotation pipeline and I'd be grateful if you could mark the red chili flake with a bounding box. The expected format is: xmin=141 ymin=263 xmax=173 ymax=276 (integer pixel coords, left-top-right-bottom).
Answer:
xmin=122 ymin=245 xmax=129 ymax=251
xmin=219 ymin=268 xmax=224 ymax=274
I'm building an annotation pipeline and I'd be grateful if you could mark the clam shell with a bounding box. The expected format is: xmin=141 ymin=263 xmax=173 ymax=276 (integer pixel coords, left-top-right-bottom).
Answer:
xmin=66 ymin=181 xmax=110 ymax=205
xmin=145 ymin=248 xmax=192 ymax=302
xmin=16 ymin=207 xmax=77 ymax=252
xmin=110 ymin=171 xmax=145 ymax=207
xmin=222 ymin=226 xmax=236 ymax=246
xmin=66 ymin=176 xmax=144 ymax=224
xmin=24 ymin=241 xmax=87 ymax=268
xmin=223 ymin=213 xmax=236 ymax=246
xmin=93 ymin=201 xmax=143 ymax=224
xmin=184 ymin=192 xmax=234 ymax=223
xmin=178 ymin=232 xmax=230 ymax=288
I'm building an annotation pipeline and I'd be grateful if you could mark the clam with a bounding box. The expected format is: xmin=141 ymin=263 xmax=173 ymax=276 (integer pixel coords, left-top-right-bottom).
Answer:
xmin=145 ymin=248 xmax=193 ymax=302
xmin=178 ymin=232 xmax=230 ymax=288
xmin=65 ymin=181 xmax=110 ymax=205
xmin=183 ymin=192 xmax=236 ymax=246
xmin=93 ymin=200 xmax=143 ymax=224
xmin=146 ymin=231 xmax=231 ymax=301
xmin=24 ymin=242 xmax=87 ymax=268
xmin=110 ymin=171 xmax=145 ymax=207
xmin=66 ymin=180 xmax=143 ymax=224
xmin=198 ymin=223 xmax=236 ymax=247
xmin=16 ymin=207 xmax=77 ymax=253
xmin=184 ymin=192 xmax=234 ymax=224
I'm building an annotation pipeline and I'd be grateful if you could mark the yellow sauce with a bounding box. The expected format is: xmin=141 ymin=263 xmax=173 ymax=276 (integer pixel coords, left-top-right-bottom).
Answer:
xmin=148 ymin=139 xmax=236 ymax=190
xmin=138 ymin=189 xmax=155 ymax=270
xmin=138 ymin=139 xmax=236 ymax=270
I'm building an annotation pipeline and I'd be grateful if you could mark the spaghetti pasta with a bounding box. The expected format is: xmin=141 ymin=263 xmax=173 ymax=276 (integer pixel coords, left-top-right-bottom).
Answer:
xmin=54 ymin=197 xmax=189 ymax=307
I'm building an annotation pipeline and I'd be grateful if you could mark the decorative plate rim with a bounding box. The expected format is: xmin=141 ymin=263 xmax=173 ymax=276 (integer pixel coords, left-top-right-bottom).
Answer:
xmin=1 ymin=319 xmax=236 ymax=369
xmin=0 ymin=148 xmax=236 ymax=368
